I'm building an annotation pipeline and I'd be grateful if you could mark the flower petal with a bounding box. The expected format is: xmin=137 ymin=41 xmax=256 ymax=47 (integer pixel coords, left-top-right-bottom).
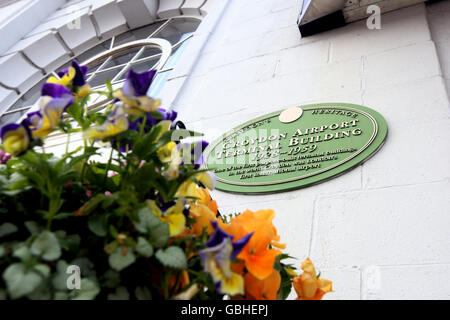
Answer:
xmin=0 ymin=123 xmax=31 ymax=156
xmin=123 ymin=69 xmax=157 ymax=96
xmin=196 ymin=172 xmax=216 ymax=190
xmin=41 ymin=83 xmax=72 ymax=98
xmin=240 ymin=248 xmax=281 ymax=280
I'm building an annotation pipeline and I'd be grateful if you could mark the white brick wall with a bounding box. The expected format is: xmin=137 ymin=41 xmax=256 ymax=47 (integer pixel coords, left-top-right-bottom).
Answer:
xmin=172 ymin=0 xmax=450 ymax=299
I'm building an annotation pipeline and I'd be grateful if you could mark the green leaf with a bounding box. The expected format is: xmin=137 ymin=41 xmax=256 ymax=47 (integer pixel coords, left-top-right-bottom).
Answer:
xmin=103 ymin=270 xmax=121 ymax=289
xmin=71 ymin=279 xmax=100 ymax=300
xmin=71 ymin=257 xmax=96 ymax=279
xmin=0 ymin=289 xmax=7 ymax=300
xmin=134 ymin=207 xmax=169 ymax=248
xmin=58 ymin=234 xmax=81 ymax=252
xmin=149 ymin=222 xmax=170 ymax=248
xmin=135 ymin=237 xmax=153 ymax=258
xmin=149 ymin=110 xmax=163 ymax=119
xmin=108 ymin=248 xmax=136 ymax=271
xmin=13 ymin=245 xmax=32 ymax=261
xmin=66 ymin=101 xmax=84 ymax=127
xmin=106 ymin=78 xmax=113 ymax=93
xmin=33 ymin=264 xmax=51 ymax=277
xmin=107 ymin=286 xmax=130 ymax=300
xmin=155 ymin=247 xmax=187 ymax=270
xmin=52 ymin=260 xmax=70 ymax=291
xmin=88 ymin=214 xmax=108 ymax=236
xmin=135 ymin=286 xmax=152 ymax=300
xmin=51 ymin=212 xmax=74 ymax=220
xmin=2 ymin=172 xmax=29 ymax=193
xmin=78 ymin=194 xmax=106 ymax=216
xmin=30 ymin=231 xmax=62 ymax=261
xmin=3 ymin=263 xmax=43 ymax=299
xmin=0 ymin=246 xmax=4 ymax=258
xmin=24 ymin=221 xmax=42 ymax=235
xmin=54 ymin=291 xmax=69 ymax=300
xmin=0 ymin=223 xmax=18 ymax=238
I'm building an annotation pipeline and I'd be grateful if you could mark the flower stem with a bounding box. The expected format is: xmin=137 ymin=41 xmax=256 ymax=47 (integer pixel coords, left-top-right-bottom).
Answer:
xmin=46 ymin=197 xmax=57 ymax=230
xmin=103 ymin=146 xmax=114 ymax=185
xmin=65 ymin=131 xmax=71 ymax=154
xmin=140 ymin=113 xmax=147 ymax=138
xmin=163 ymin=271 xmax=170 ymax=300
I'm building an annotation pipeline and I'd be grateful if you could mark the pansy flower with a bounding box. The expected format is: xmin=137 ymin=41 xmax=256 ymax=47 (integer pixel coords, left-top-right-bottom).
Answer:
xmin=0 ymin=122 xmax=32 ymax=156
xmin=0 ymin=149 xmax=12 ymax=164
xmin=84 ymin=106 xmax=129 ymax=141
xmin=158 ymin=141 xmax=177 ymax=163
xmin=293 ymin=258 xmax=332 ymax=300
xmin=189 ymin=188 xmax=219 ymax=235
xmin=131 ymin=108 xmax=177 ymax=134
xmin=113 ymin=108 xmax=177 ymax=153
xmin=219 ymin=209 xmax=284 ymax=280
xmin=179 ymin=140 xmax=209 ymax=169
xmin=199 ymin=221 xmax=253 ymax=296
xmin=176 ymin=172 xmax=216 ymax=199
xmin=146 ymin=199 xmax=186 ymax=237
xmin=48 ymin=61 xmax=91 ymax=97
xmin=113 ymin=69 xmax=161 ymax=114
xmin=161 ymin=142 xmax=182 ymax=180
xmin=23 ymin=111 xmax=42 ymax=129
xmin=244 ymin=269 xmax=281 ymax=300
xmin=25 ymin=83 xmax=74 ymax=139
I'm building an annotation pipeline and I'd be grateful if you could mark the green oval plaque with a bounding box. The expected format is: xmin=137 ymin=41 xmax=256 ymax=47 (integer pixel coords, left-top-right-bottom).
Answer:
xmin=204 ymin=103 xmax=388 ymax=194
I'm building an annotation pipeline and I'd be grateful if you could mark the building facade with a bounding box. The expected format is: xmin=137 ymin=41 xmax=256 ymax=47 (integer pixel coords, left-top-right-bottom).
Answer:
xmin=0 ymin=0 xmax=449 ymax=299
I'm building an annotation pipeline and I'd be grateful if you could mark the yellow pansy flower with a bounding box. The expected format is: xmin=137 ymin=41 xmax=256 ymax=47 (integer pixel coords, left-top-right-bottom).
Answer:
xmin=0 ymin=123 xmax=31 ymax=156
xmin=146 ymin=200 xmax=186 ymax=237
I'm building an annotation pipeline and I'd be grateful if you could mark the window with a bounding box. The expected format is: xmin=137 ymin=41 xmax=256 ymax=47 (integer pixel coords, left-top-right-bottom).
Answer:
xmin=0 ymin=17 xmax=201 ymax=127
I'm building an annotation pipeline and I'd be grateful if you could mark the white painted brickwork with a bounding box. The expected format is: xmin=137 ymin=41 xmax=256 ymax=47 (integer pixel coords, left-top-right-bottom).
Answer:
xmin=170 ymin=0 xmax=450 ymax=299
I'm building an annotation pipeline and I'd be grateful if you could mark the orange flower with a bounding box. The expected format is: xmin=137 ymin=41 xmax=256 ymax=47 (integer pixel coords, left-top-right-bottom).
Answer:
xmin=195 ymin=187 xmax=218 ymax=213
xmin=219 ymin=209 xmax=284 ymax=280
xmin=293 ymin=258 xmax=332 ymax=300
xmin=244 ymin=269 xmax=281 ymax=300
xmin=189 ymin=188 xmax=218 ymax=235
xmin=231 ymin=260 xmax=246 ymax=275
xmin=169 ymin=270 xmax=190 ymax=294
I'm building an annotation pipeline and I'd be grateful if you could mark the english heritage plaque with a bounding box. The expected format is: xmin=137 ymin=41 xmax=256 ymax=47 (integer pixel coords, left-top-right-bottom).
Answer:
xmin=203 ymin=103 xmax=388 ymax=194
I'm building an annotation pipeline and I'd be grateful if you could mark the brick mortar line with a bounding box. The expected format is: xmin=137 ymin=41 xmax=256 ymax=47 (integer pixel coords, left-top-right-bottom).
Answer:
xmin=318 ymin=262 xmax=450 ymax=270
xmin=316 ymin=178 xmax=450 ymax=199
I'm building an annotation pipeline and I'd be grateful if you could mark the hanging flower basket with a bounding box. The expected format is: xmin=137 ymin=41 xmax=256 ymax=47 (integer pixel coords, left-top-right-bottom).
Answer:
xmin=0 ymin=61 xmax=332 ymax=300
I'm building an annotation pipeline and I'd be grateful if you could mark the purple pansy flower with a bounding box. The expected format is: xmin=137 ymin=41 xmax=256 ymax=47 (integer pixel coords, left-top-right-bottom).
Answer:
xmin=113 ymin=108 xmax=178 ymax=152
xmin=57 ymin=60 xmax=89 ymax=87
xmin=25 ymin=83 xmax=74 ymax=139
xmin=23 ymin=111 xmax=43 ymax=129
xmin=198 ymin=221 xmax=253 ymax=295
xmin=113 ymin=69 xmax=161 ymax=114
xmin=0 ymin=122 xmax=32 ymax=156
xmin=122 ymin=69 xmax=157 ymax=97
xmin=41 ymin=82 xmax=73 ymax=98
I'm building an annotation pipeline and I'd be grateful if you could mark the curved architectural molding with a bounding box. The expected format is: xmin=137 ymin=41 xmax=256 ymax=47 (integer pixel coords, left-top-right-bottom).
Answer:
xmin=82 ymin=38 xmax=172 ymax=71
xmin=156 ymin=0 xmax=211 ymax=18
